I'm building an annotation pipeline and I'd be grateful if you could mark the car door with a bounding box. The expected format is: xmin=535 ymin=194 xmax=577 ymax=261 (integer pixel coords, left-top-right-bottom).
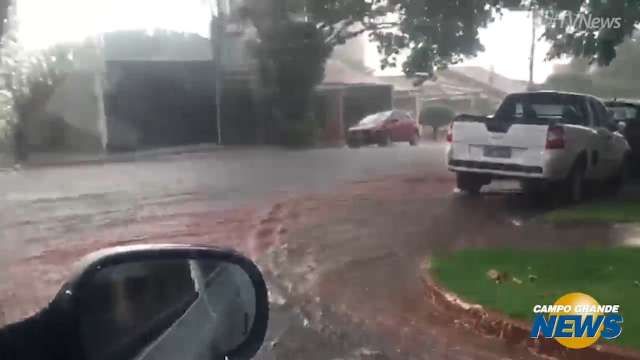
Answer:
xmin=401 ymin=112 xmax=418 ymax=140
xmin=588 ymin=98 xmax=617 ymax=179
xmin=407 ymin=112 xmax=421 ymax=136
xmin=394 ymin=112 xmax=411 ymax=141
xmin=386 ymin=111 xmax=403 ymax=141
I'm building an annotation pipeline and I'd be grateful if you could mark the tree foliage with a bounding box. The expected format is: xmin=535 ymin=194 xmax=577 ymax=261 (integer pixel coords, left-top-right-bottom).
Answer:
xmin=289 ymin=0 xmax=639 ymax=80
xmin=238 ymin=2 xmax=332 ymax=145
xmin=292 ymin=0 xmax=501 ymax=82
xmin=420 ymin=105 xmax=455 ymax=139
xmin=0 ymin=2 xmax=73 ymax=157
xmin=254 ymin=21 xmax=332 ymax=145
xmin=543 ymin=32 xmax=640 ymax=97
xmin=539 ymin=0 xmax=640 ymax=66
xmin=237 ymin=0 xmax=640 ymax=144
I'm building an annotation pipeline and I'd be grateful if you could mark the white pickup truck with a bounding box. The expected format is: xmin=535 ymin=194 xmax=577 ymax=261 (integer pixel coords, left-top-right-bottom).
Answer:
xmin=446 ymin=91 xmax=630 ymax=201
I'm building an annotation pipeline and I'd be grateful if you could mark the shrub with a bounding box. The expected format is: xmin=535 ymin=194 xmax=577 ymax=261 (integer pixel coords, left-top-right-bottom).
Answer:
xmin=543 ymin=72 xmax=593 ymax=93
xmin=420 ymin=106 xmax=456 ymax=139
xmin=276 ymin=114 xmax=317 ymax=147
xmin=250 ymin=21 xmax=331 ymax=147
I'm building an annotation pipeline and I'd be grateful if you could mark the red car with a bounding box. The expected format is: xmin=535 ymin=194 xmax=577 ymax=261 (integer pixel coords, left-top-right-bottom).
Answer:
xmin=347 ymin=110 xmax=422 ymax=148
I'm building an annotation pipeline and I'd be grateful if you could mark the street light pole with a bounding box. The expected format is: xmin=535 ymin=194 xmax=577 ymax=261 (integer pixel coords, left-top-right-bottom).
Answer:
xmin=210 ymin=0 xmax=225 ymax=145
xmin=528 ymin=5 xmax=537 ymax=89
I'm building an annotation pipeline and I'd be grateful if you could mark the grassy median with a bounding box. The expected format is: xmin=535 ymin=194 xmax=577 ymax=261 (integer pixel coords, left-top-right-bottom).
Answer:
xmin=544 ymin=200 xmax=640 ymax=224
xmin=430 ymin=248 xmax=640 ymax=349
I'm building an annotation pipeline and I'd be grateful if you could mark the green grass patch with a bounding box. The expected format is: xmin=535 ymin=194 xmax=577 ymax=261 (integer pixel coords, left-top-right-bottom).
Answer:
xmin=431 ymin=248 xmax=640 ymax=349
xmin=544 ymin=200 xmax=640 ymax=224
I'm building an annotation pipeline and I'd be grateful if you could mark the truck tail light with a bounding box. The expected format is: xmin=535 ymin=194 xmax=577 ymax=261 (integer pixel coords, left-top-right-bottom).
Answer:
xmin=446 ymin=122 xmax=453 ymax=143
xmin=546 ymin=126 xmax=565 ymax=149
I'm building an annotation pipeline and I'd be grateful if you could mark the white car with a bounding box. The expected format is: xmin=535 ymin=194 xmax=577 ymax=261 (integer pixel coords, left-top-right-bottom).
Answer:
xmin=446 ymin=91 xmax=631 ymax=201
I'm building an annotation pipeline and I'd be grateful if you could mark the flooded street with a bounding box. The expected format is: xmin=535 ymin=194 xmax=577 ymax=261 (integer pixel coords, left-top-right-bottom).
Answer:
xmin=253 ymin=176 xmax=637 ymax=359
xmin=0 ymin=144 xmax=635 ymax=359
xmin=0 ymin=144 xmax=446 ymax=261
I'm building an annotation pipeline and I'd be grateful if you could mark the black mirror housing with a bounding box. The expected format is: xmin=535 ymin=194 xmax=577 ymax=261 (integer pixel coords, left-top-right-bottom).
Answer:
xmin=46 ymin=245 xmax=269 ymax=360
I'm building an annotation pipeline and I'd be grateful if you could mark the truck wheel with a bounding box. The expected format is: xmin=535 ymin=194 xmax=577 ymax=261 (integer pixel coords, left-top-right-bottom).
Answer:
xmin=456 ymin=173 xmax=484 ymax=195
xmin=606 ymin=154 xmax=629 ymax=195
xmin=565 ymin=161 xmax=586 ymax=203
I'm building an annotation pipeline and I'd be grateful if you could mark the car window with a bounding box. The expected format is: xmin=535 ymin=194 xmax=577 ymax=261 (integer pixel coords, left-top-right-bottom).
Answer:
xmin=590 ymin=99 xmax=610 ymax=128
xmin=607 ymin=105 xmax=639 ymax=121
xmin=584 ymin=98 xmax=596 ymax=127
xmin=390 ymin=111 xmax=402 ymax=121
xmin=397 ymin=112 xmax=409 ymax=122
xmin=359 ymin=111 xmax=391 ymax=125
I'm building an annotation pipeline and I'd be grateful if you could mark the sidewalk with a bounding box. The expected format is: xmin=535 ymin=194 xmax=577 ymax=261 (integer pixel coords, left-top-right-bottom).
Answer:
xmin=0 ymin=143 xmax=222 ymax=170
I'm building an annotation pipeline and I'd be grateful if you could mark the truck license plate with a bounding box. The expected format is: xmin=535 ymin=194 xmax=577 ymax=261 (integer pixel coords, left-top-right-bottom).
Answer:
xmin=484 ymin=146 xmax=511 ymax=158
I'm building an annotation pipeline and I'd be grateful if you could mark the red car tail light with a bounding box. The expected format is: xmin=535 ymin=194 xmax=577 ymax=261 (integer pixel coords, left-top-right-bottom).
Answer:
xmin=446 ymin=122 xmax=453 ymax=143
xmin=546 ymin=126 xmax=565 ymax=149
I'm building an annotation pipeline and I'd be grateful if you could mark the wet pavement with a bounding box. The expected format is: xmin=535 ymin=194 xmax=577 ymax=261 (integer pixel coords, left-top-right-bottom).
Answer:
xmin=0 ymin=144 xmax=447 ymax=261
xmin=250 ymin=175 xmax=639 ymax=359
xmin=250 ymin=180 xmax=534 ymax=359
xmin=1 ymin=143 xmax=638 ymax=359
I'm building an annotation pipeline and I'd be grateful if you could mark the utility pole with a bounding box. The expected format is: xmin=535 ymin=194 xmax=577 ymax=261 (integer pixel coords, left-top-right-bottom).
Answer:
xmin=528 ymin=4 xmax=537 ymax=90
xmin=210 ymin=0 xmax=225 ymax=145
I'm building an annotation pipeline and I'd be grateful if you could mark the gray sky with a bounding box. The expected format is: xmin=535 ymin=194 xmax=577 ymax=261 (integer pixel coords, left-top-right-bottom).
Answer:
xmin=17 ymin=2 xmax=563 ymax=83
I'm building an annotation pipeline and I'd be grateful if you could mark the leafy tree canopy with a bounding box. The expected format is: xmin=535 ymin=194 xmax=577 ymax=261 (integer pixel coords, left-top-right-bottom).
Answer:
xmin=283 ymin=0 xmax=640 ymax=81
xmin=420 ymin=105 xmax=456 ymax=127
xmin=540 ymin=0 xmax=640 ymax=66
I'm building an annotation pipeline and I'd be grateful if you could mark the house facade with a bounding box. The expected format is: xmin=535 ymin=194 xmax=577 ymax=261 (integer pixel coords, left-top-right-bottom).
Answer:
xmin=24 ymin=21 xmax=261 ymax=153
xmin=22 ymin=0 xmax=262 ymax=154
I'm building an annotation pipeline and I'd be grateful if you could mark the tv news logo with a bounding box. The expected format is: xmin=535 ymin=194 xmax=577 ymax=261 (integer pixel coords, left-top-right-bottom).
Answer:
xmin=529 ymin=293 xmax=623 ymax=349
xmin=545 ymin=12 xmax=622 ymax=30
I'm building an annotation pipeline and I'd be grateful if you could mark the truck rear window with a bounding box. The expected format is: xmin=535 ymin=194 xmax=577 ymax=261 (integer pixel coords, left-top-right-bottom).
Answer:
xmin=495 ymin=93 xmax=587 ymax=124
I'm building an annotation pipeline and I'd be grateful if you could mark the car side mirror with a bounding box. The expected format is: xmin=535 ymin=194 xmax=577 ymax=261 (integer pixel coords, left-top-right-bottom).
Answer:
xmin=39 ymin=245 xmax=269 ymax=360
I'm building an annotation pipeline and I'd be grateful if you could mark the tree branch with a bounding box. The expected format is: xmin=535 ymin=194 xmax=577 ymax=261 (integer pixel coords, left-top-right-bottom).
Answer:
xmin=324 ymin=21 xmax=398 ymax=46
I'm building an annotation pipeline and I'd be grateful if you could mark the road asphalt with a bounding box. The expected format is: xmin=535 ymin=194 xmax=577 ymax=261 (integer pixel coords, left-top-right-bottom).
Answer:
xmin=1 ymin=142 xmax=637 ymax=359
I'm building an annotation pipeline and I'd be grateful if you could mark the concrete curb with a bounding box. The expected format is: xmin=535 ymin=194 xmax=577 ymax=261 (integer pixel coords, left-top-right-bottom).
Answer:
xmin=3 ymin=143 xmax=352 ymax=170
xmin=420 ymin=261 xmax=640 ymax=360
xmin=4 ymin=144 xmax=224 ymax=170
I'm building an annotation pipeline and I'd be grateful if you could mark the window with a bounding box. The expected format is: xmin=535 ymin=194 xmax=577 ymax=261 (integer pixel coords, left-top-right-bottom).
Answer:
xmin=608 ymin=106 xmax=638 ymax=122
xmin=496 ymin=93 xmax=587 ymax=124
xmin=584 ymin=99 xmax=595 ymax=127
xmin=397 ymin=111 xmax=411 ymax=122
xmin=515 ymin=103 xmax=523 ymax=118
xmin=589 ymin=99 xmax=609 ymax=128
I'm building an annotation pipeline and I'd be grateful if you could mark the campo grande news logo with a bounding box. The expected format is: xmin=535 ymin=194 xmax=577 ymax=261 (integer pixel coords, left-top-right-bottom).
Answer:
xmin=529 ymin=292 xmax=623 ymax=349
